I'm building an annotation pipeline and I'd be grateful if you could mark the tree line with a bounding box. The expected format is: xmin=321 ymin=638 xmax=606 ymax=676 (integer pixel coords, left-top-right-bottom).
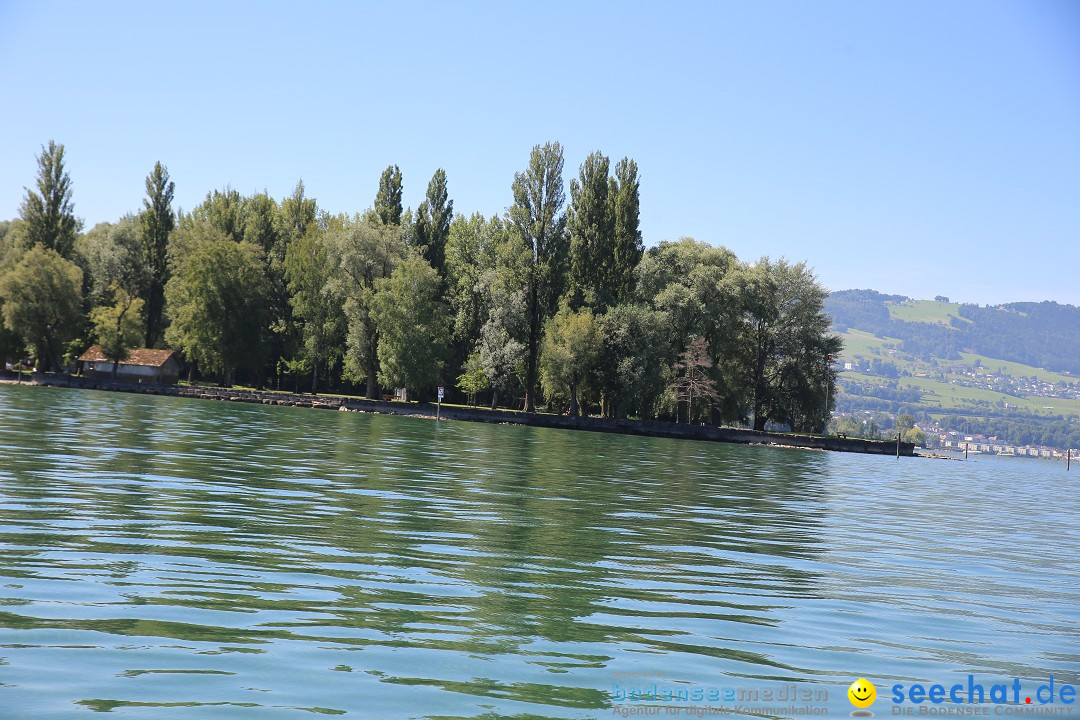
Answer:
xmin=0 ymin=140 xmax=840 ymax=431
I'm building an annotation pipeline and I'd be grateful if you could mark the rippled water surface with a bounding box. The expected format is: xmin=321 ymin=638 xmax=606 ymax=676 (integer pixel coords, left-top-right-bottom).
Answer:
xmin=1 ymin=384 xmax=1077 ymax=718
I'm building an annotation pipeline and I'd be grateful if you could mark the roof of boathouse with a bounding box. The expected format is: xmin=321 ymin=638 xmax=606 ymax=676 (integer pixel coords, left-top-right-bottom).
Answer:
xmin=77 ymin=345 xmax=177 ymax=368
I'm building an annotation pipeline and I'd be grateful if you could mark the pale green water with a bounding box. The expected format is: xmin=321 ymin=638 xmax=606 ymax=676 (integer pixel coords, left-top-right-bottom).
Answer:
xmin=0 ymin=384 xmax=1077 ymax=719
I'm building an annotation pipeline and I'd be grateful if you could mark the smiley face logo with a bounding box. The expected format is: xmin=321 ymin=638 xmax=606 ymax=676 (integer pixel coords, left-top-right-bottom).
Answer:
xmin=848 ymin=678 xmax=876 ymax=709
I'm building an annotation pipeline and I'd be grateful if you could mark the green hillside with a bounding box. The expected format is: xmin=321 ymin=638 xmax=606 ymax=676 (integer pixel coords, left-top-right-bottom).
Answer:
xmin=888 ymin=299 xmax=966 ymax=326
xmin=826 ymin=291 xmax=1080 ymax=450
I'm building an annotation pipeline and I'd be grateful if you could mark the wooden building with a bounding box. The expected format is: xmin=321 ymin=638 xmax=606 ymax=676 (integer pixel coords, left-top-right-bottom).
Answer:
xmin=77 ymin=345 xmax=181 ymax=384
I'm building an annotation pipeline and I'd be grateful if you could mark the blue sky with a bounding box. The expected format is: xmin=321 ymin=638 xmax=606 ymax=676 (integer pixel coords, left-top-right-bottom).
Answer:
xmin=1 ymin=1 xmax=1078 ymax=304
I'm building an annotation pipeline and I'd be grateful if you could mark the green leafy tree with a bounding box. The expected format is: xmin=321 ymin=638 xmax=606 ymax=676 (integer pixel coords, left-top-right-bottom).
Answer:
xmin=265 ymin=181 xmax=317 ymax=388
xmin=414 ymin=168 xmax=453 ymax=276
xmin=902 ymin=426 xmax=926 ymax=445
xmin=89 ymin=287 xmax=144 ymax=378
xmin=611 ymin=157 xmax=643 ymax=302
xmin=445 ymin=213 xmax=510 ymax=378
xmin=374 ymin=165 xmax=403 ymax=226
xmin=164 ymin=224 xmax=270 ymax=385
xmin=456 ymin=354 xmax=489 ymax=406
xmin=540 ymin=306 xmax=602 ymax=417
xmin=567 ymin=151 xmax=614 ymax=309
xmin=20 ymin=140 xmax=80 ymax=259
xmin=277 ymin=180 xmax=317 ymax=246
xmin=329 ymin=215 xmax=406 ymax=398
xmin=636 ymin=238 xmax=737 ymax=349
xmin=243 ymin=192 xmax=281 ymax=257
xmin=634 ymin=237 xmax=742 ymax=420
xmin=566 ymin=153 xmax=643 ymax=310
xmin=139 ymin=162 xmax=175 ymax=347
xmin=508 ymin=142 xmax=568 ymax=411
xmin=187 ymin=188 xmax=247 ymax=242
xmin=285 ymin=231 xmax=345 ymax=393
xmin=77 ymin=217 xmax=144 ymax=308
xmin=243 ymin=191 xmax=293 ymax=384
xmin=0 ymin=246 xmax=84 ymax=371
xmin=370 ymin=255 xmax=450 ymax=398
xmin=277 ymin=355 xmax=311 ymax=393
xmin=0 ymin=220 xmax=18 ymax=267
xmin=0 ymin=222 xmax=23 ymax=363
xmin=734 ymin=258 xmax=841 ymax=431
xmin=475 ymin=271 xmax=528 ymax=410
xmin=596 ymin=304 xmax=670 ymax=419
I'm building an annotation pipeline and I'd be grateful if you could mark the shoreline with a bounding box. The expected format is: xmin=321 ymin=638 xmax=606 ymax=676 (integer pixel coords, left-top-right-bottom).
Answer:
xmin=1 ymin=374 xmax=916 ymax=457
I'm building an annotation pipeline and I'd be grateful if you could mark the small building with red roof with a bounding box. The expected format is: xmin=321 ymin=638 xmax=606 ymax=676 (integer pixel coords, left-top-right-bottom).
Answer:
xmin=77 ymin=345 xmax=181 ymax=384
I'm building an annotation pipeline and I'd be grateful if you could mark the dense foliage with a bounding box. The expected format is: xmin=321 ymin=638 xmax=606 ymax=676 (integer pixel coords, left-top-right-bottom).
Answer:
xmin=0 ymin=140 xmax=841 ymax=431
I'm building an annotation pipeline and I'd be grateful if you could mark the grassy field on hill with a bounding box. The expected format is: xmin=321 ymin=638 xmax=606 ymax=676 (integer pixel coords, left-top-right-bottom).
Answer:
xmin=887 ymin=299 xmax=968 ymax=326
xmin=835 ymin=329 xmax=1072 ymax=385
xmin=829 ymin=292 xmax=1080 ymax=448
xmin=834 ymin=324 xmax=1080 ymax=421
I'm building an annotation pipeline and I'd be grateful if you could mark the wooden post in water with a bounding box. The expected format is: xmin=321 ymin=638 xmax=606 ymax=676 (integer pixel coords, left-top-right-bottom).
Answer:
xmin=965 ymin=443 xmax=969 ymax=460
xmin=1068 ymin=448 xmax=1071 ymax=471
xmin=896 ymin=432 xmax=901 ymax=459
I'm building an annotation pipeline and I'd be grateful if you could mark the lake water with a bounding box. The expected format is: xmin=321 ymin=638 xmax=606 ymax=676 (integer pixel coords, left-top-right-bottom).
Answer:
xmin=1 ymin=384 xmax=1077 ymax=719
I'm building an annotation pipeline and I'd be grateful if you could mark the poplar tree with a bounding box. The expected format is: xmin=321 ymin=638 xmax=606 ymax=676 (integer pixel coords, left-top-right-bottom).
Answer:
xmin=611 ymin=157 xmax=643 ymax=302
xmin=508 ymin=142 xmax=568 ymax=412
xmin=414 ymin=169 xmax=453 ymax=276
xmin=20 ymin=141 xmax=79 ymax=259
xmin=374 ymin=165 xmax=403 ymax=226
xmin=567 ymin=152 xmax=614 ymax=309
xmin=139 ymin=162 xmax=175 ymax=347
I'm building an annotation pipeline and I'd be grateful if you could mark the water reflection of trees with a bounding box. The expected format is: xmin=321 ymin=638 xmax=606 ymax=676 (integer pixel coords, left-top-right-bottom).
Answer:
xmin=1 ymin=388 xmax=834 ymax=712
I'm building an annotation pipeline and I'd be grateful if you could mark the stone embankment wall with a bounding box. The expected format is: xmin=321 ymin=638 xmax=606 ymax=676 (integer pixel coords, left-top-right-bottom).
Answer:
xmin=20 ymin=374 xmax=916 ymax=457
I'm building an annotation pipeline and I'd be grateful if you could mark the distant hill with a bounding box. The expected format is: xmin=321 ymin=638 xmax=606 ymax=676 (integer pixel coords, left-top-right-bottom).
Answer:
xmin=826 ymin=290 xmax=1080 ymax=375
xmin=824 ymin=291 xmax=1080 ymax=452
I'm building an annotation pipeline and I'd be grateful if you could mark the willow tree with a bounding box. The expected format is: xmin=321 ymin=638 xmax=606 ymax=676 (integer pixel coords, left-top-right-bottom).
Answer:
xmin=508 ymin=142 xmax=568 ymax=412
xmin=540 ymin=306 xmax=601 ymax=417
xmin=0 ymin=246 xmax=83 ymax=372
xmin=284 ymin=230 xmax=344 ymax=393
xmin=165 ymin=225 xmax=270 ymax=385
xmin=329 ymin=216 xmax=405 ymax=398
xmin=90 ymin=288 xmax=144 ymax=378
xmin=371 ymin=255 xmax=450 ymax=400
xmin=734 ymin=258 xmax=841 ymax=432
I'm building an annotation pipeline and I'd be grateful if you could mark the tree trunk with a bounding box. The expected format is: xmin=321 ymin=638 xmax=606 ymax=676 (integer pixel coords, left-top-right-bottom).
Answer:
xmin=490 ymin=388 xmax=498 ymax=411
xmin=753 ymin=410 xmax=766 ymax=431
xmin=145 ymin=282 xmax=164 ymax=348
xmin=366 ymin=366 xmax=378 ymax=400
xmin=311 ymin=357 xmax=318 ymax=395
xmin=568 ymin=382 xmax=579 ymax=417
xmin=524 ymin=281 xmax=539 ymax=412
xmin=752 ymin=344 xmax=768 ymax=431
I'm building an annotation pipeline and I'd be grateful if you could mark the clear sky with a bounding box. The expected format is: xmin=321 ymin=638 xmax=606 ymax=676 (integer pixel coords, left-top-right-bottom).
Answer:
xmin=1 ymin=1 xmax=1078 ymax=305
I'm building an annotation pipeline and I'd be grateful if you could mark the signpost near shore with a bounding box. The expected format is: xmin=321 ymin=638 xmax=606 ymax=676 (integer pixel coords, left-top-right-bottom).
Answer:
xmin=437 ymin=386 xmax=444 ymax=421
